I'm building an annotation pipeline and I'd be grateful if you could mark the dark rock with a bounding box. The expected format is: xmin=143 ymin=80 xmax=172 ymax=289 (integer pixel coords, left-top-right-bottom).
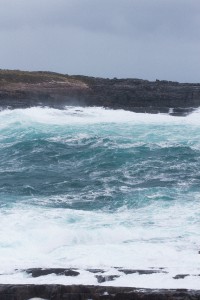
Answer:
xmin=95 ymin=275 xmax=120 ymax=283
xmin=87 ymin=269 xmax=105 ymax=274
xmin=118 ymin=269 xmax=167 ymax=275
xmin=173 ymin=274 xmax=189 ymax=279
xmin=0 ymin=285 xmax=200 ymax=300
xmin=24 ymin=268 xmax=80 ymax=277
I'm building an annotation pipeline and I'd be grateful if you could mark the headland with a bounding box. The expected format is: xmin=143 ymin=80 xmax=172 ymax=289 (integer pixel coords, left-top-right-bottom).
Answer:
xmin=1 ymin=70 xmax=200 ymax=115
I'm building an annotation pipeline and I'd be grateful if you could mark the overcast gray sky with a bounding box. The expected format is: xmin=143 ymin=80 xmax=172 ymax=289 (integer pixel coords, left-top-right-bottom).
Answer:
xmin=0 ymin=0 xmax=200 ymax=82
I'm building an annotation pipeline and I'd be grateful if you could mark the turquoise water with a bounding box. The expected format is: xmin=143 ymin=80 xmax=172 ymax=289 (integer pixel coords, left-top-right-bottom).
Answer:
xmin=0 ymin=106 xmax=200 ymax=288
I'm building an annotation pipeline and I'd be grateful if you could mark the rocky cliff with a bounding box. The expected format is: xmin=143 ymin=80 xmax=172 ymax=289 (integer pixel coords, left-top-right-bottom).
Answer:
xmin=1 ymin=70 xmax=200 ymax=115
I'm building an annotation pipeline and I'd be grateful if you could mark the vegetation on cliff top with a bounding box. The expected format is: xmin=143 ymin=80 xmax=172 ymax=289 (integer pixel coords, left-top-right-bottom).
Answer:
xmin=0 ymin=69 xmax=75 ymax=84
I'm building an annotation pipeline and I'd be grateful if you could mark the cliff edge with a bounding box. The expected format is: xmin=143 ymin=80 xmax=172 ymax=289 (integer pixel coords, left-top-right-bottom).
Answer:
xmin=1 ymin=70 xmax=200 ymax=115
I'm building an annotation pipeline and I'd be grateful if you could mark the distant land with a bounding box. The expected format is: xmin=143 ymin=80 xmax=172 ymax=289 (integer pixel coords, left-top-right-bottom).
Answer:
xmin=1 ymin=69 xmax=200 ymax=115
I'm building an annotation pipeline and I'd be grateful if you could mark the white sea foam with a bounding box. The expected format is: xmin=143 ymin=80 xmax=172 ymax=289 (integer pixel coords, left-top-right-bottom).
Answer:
xmin=0 ymin=106 xmax=200 ymax=289
xmin=0 ymin=200 xmax=200 ymax=288
xmin=0 ymin=105 xmax=200 ymax=127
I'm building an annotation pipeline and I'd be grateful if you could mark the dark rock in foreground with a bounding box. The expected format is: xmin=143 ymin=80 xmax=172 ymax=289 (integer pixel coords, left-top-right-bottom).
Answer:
xmin=118 ymin=269 xmax=167 ymax=275
xmin=87 ymin=269 xmax=105 ymax=274
xmin=0 ymin=284 xmax=200 ymax=300
xmin=22 ymin=268 xmax=168 ymax=279
xmin=1 ymin=269 xmax=200 ymax=299
xmin=25 ymin=268 xmax=80 ymax=278
xmin=95 ymin=275 xmax=120 ymax=283
xmin=1 ymin=70 xmax=200 ymax=115
xmin=173 ymin=274 xmax=190 ymax=280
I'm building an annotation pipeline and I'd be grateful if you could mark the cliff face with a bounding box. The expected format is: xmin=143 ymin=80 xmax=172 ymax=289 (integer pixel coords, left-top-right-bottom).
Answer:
xmin=1 ymin=70 xmax=200 ymax=115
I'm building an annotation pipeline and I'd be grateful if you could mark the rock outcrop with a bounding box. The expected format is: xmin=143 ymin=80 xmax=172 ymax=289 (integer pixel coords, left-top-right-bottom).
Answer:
xmin=1 ymin=70 xmax=200 ymax=115
xmin=0 ymin=284 xmax=200 ymax=300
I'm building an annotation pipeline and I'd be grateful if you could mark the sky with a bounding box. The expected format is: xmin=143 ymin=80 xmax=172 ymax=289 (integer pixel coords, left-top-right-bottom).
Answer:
xmin=0 ymin=0 xmax=200 ymax=82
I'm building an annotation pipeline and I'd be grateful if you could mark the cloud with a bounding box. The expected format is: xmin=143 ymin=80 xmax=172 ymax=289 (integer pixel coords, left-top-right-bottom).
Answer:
xmin=0 ymin=0 xmax=200 ymax=82
xmin=1 ymin=0 xmax=200 ymax=39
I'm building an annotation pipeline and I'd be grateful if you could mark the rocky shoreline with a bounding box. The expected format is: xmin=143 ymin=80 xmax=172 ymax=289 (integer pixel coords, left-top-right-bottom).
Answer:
xmin=0 ymin=268 xmax=200 ymax=299
xmin=0 ymin=284 xmax=200 ymax=300
xmin=18 ymin=267 xmax=197 ymax=283
xmin=1 ymin=70 xmax=200 ymax=115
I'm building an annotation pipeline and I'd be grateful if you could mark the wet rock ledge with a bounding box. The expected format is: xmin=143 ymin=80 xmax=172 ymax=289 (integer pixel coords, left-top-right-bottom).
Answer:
xmin=0 ymin=284 xmax=200 ymax=300
xmin=1 ymin=70 xmax=200 ymax=115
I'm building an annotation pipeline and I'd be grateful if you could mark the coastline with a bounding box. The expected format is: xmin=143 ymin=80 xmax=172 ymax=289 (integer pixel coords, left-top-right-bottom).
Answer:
xmin=1 ymin=69 xmax=200 ymax=115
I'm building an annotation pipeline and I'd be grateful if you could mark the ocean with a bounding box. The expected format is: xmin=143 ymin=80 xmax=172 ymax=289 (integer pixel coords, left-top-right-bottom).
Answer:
xmin=0 ymin=106 xmax=200 ymax=289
